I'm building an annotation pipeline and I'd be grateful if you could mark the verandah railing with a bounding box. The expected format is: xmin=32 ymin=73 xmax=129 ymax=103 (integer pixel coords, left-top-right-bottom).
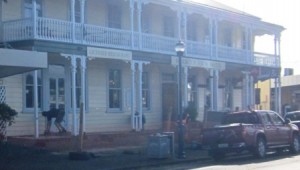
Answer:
xmin=2 ymin=17 xmax=279 ymax=67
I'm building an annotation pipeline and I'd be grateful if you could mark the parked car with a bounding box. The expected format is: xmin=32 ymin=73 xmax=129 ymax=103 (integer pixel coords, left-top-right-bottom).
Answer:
xmin=284 ymin=111 xmax=300 ymax=129
xmin=201 ymin=110 xmax=300 ymax=161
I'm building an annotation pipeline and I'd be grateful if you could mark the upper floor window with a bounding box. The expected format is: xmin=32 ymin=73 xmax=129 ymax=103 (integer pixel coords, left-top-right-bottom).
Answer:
xmin=75 ymin=0 xmax=81 ymax=23
xmin=142 ymin=72 xmax=150 ymax=109
xmin=24 ymin=71 xmax=42 ymax=110
xmin=187 ymin=20 xmax=197 ymax=41
xmin=142 ymin=15 xmax=151 ymax=33
xmin=163 ymin=16 xmax=175 ymax=37
xmin=107 ymin=3 xmax=121 ymax=29
xmin=108 ymin=69 xmax=122 ymax=110
xmin=24 ymin=0 xmax=42 ymax=18
xmin=224 ymin=27 xmax=232 ymax=47
xmin=242 ymin=30 xmax=247 ymax=49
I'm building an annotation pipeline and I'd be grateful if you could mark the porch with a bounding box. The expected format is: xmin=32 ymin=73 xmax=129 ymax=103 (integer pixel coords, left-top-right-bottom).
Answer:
xmin=6 ymin=123 xmax=202 ymax=152
xmin=2 ymin=17 xmax=279 ymax=67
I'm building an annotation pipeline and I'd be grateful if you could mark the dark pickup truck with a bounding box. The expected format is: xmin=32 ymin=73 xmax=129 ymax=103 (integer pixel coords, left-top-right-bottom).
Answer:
xmin=201 ymin=110 xmax=300 ymax=161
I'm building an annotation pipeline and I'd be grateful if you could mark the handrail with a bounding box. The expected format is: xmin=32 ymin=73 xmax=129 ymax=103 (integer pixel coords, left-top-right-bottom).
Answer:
xmin=1 ymin=17 xmax=279 ymax=67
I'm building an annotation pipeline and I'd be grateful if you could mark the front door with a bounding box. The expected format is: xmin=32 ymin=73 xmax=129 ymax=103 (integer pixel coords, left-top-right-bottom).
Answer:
xmin=162 ymin=83 xmax=178 ymax=131
xmin=49 ymin=65 xmax=65 ymax=109
xmin=49 ymin=77 xmax=65 ymax=109
xmin=48 ymin=65 xmax=65 ymax=132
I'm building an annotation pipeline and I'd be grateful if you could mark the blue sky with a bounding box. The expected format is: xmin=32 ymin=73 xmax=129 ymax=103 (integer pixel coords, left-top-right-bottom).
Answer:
xmin=214 ymin=0 xmax=300 ymax=74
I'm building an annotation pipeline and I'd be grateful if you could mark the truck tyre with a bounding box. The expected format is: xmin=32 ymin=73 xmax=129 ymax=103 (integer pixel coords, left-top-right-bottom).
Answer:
xmin=289 ymin=134 xmax=300 ymax=154
xmin=254 ymin=137 xmax=266 ymax=159
xmin=211 ymin=151 xmax=225 ymax=161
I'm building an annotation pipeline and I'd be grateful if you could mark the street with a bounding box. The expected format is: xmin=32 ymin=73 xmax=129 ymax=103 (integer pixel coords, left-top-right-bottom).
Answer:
xmin=142 ymin=151 xmax=300 ymax=170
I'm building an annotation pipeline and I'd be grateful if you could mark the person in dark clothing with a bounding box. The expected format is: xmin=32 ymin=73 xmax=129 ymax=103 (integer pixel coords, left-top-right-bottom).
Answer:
xmin=42 ymin=107 xmax=67 ymax=135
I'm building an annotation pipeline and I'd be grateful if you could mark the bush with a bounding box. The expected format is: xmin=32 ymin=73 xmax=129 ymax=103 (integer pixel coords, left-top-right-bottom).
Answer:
xmin=0 ymin=103 xmax=18 ymax=141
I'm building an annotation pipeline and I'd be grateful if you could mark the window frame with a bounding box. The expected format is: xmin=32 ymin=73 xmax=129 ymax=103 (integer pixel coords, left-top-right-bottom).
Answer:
xmin=23 ymin=70 xmax=43 ymax=112
xmin=163 ymin=16 xmax=175 ymax=37
xmin=23 ymin=0 xmax=43 ymax=18
xmin=187 ymin=19 xmax=197 ymax=41
xmin=107 ymin=3 xmax=122 ymax=29
xmin=142 ymin=72 xmax=150 ymax=110
xmin=107 ymin=68 xmax=123 ymax=112
xmin=187 ymin=75 xmax=197 ymax=107
xmin=70 ymin=66 xmax=88 ymax=111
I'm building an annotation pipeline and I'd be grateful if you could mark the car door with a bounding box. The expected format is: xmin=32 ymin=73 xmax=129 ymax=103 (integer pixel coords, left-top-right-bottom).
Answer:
xmin=259 ymin=111 xmax=278 ymax=145
xmin=268 ymin=111 xmax=291 ymax=145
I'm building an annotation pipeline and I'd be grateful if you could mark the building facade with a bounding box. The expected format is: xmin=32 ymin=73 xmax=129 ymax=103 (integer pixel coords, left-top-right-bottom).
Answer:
xmin=0 ymin=0 xmax=284 ymax=137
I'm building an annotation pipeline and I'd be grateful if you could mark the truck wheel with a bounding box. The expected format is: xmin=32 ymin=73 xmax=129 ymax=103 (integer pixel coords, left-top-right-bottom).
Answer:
xmin=254 ymin=137 xmax=266 ymax=159
xmin=211 ymin=151 xmax=225 ymax=161
xmin=289 ymin=134 xmax=300 ymax=154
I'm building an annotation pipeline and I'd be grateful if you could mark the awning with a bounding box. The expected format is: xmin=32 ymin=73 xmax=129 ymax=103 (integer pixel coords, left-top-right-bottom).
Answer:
xmin=0 ymin=48 xmax=47 ymax=78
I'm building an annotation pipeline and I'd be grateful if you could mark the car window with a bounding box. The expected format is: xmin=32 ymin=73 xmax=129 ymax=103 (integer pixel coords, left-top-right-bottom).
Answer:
xmin=285 ymin=112 xmax=300 ymax=121
xmin=268 ymin=111 xmax=284 ymax=125
xmin=259 ymin=112 xmax=272 ymax=125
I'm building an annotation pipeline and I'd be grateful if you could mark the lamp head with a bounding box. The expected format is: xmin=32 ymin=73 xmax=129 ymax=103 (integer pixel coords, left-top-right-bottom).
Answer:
xmin=175 ymin=40 xmax=185 ymax=53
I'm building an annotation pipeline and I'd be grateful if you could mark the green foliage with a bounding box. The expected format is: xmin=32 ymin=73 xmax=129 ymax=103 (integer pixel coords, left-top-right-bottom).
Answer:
xmin=0 ymin=103 xmax=18 ymax=127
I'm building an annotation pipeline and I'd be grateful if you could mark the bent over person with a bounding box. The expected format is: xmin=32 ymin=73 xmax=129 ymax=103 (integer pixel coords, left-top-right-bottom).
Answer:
xmin=42 ymin=107 xmax=67 ymax=135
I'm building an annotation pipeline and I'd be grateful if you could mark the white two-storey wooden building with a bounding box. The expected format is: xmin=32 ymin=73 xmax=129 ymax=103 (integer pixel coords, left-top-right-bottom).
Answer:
xmin=0 ymin=0 xmax=284 ymax=138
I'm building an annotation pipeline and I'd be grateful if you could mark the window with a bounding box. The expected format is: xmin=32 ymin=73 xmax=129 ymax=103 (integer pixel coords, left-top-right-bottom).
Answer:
xmin=24 ymin=71 xmax=42 ymax=109
xmin=187 ymin=19 xmax=197 ymax=41
xmin=108 ymin=69 xmax=122 ymax=110
xmin=187 ymin=76 xmax=197 ymax=107
xmin=70 ymin=67 xmax=87 ymax=109
xmin=107 ymin=3 xmax=121 ymax=29
xmin=255 ymin=88 xmax=261 ymax=105
xmin=242 ymin=30 xmax=247 ymax=49
xmin=24 ymin=0 xmax=42 ymax=18
xmin=142 ymin=15 xmax=151 ymax=33
xmin=224 ymin=80 xmax=233 ymax=109
xmin=268 ymin=111 xmax=284 ymax=125
xmin=162 ymin=73 xmax=176 ymax=83
xmin=73 ymin=67 xmax=81 ymax=108
xmin=75 ymin=0 xmax=81 ymax=23
xmin=163 ymin=16 xmax=175 ymax=37
xmin=260 ymin=112 xmax=272 ymax=125
xmin=224 ymin=27 xmax=232 ymax=47
xmin=142 ymin=72 xmax=150 ymax=109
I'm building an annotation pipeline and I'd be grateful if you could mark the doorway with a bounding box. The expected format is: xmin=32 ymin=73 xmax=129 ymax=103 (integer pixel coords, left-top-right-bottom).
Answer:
xmin=49 ymin=77 xmax=65 ymax=109
xmin=48 ymin=65 xmax=65 ymax=132
xmin=49 ymin=65 xmax=65 ymax=109
xmin=162 ymin=83 xmax=178 ymax=131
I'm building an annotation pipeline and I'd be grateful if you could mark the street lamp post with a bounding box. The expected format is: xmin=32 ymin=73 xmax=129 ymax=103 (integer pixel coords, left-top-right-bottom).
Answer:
xmin=175 ymin=40 xmax=185 ymax=159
